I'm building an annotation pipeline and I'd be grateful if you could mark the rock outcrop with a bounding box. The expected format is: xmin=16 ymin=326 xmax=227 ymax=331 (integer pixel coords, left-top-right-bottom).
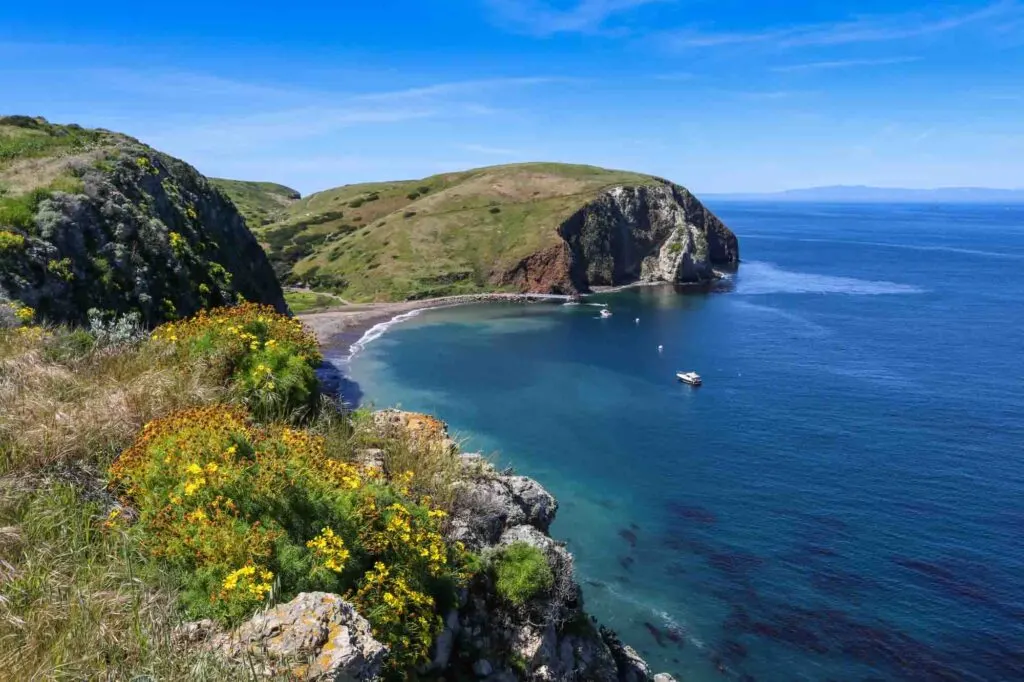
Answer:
xmin=177 ymin=592 xmax=386 ymax=681
xmin=0 ymin=116 xmax=286 ymax=325
xmin=502 ymin=182 xmax=738 ymax=294
xmin=445 ymin=446 xmax=672 ymax=682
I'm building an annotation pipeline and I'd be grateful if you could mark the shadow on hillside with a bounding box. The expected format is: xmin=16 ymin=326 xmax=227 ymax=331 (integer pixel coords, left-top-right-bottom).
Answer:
xmin=316 ymin=356 xmax=364 ymax=408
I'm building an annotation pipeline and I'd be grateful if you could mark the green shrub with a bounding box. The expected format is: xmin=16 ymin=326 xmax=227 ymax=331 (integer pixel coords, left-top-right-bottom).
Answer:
xmin=0 ymin=229 xmax=25 ymax=252
xmin=492 ymin=542 xmax=553 ymax=607
xmin=0 ymin=190 xmax=47 ymax=231
xmin=47 ymin=257 xmax=75 ymax=281
xmin=110 ymin=404 xmax=474 ymax=672
xmin=151 ymin=304 xmax=322 ymax=420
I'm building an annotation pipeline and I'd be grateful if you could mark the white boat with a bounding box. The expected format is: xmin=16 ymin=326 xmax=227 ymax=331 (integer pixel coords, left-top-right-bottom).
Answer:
xmin=600 ymin=308 xmax=613 ymax=318
xmin=676 ymin=371 xmax=702 ymax=386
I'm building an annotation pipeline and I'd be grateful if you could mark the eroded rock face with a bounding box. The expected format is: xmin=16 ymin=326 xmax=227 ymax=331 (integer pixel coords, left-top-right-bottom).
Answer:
xmin=562 ymin=184 xmax=738 ymax=288
xmin=449 ymin=467 xmax=559 ymax=550
xmin=207 ymin=592 xmax=386 ymax=681
xmin=499 ymin=181 xmax=738 ymax=294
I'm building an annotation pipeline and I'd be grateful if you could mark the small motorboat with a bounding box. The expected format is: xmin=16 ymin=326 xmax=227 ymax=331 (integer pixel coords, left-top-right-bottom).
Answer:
xmin=600 ymin=308 xmax=613 ymax=318
xmin=676 ymin=371 xmax=702 ymax=386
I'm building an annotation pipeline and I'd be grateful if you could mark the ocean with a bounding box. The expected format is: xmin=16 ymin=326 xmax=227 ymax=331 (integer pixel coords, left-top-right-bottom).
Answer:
xmin=338 ymin=202 xmax=1024 ymax=681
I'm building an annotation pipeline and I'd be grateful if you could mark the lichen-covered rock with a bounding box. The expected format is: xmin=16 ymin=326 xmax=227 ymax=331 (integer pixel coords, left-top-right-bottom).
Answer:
xmin=371 ymin=408 xmax=458 ymax=453
xmin=217 ymin=592 xmax=386 ymax=681
xmin=0 ymin=117 xmax=286 ymax=325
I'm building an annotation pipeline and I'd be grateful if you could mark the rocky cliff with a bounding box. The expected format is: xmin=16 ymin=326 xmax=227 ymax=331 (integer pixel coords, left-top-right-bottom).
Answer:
xmin=187 ymin=410 xmax=678 ymax=682
xmin=501 ymin=183 xmax=738 ymax=294
xmin=0 ymin=116 xmax=286 ymax=325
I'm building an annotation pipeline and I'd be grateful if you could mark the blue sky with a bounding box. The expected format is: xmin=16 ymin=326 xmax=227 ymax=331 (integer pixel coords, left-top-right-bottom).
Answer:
xmin=2 ymin=1 xmax=1022 ymax=194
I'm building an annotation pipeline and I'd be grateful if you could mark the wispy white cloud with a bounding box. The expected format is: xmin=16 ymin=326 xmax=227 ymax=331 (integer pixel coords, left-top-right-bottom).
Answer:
xmin=459 ymin=143 xmax=526 ymax=156
xmin=652 ymin=71 xmax=695 ymax=81
xmin=148 ymin=106 xmax=440 ymax=153
xmin=667 ymin=2 xmax=1019 ymax=49
xmin=86 ymin=69 xmax=301 ymax=100
xmin=353 ymin=76 xmax=574 ymax=101
xmin=483 ymin=0 xmax=672 ymax=36
xmin=771 ymin=56 xmax=921 ymax=72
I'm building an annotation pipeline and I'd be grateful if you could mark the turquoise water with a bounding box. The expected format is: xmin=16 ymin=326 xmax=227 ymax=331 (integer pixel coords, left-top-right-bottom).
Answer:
xmin=339 ymin=203 xmax=1024 ymax=681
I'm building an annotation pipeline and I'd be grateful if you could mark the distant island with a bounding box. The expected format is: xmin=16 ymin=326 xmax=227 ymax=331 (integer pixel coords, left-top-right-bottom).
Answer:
xmin=706 ymin=185 xmax=1024 ymax=204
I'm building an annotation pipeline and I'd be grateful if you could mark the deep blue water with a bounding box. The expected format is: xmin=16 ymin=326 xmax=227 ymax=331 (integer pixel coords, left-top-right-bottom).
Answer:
xmin=342 ymin=203 xmax=1024 ymax=682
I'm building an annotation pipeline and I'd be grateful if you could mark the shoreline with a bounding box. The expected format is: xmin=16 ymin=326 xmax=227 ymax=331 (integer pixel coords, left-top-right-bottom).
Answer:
xmin=298 ymin=292 xmax=571 ymax=350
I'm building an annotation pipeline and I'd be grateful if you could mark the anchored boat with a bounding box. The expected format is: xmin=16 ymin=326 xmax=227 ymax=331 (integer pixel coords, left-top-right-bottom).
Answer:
xmin=676 ymin=371 xmax=702 ymax=386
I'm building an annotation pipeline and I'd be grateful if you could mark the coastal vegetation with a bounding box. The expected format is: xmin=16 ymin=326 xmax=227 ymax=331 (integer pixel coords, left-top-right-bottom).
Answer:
xmin=0 ymin=302 xmax=477 ymax=679
xmin=0 ymin=116 xmax=285 ymax=326
xmin=492 ymin=541 xmax=555 ymax=607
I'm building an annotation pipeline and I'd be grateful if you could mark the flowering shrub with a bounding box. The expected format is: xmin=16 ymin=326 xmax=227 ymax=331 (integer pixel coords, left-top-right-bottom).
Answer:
xmin=150 ymin=303 xmax=321 ymax=418
xmin=110 ymin=404 xmax=473 ymax=672
xmin=0 ymin=229 xmax=25 ymax=252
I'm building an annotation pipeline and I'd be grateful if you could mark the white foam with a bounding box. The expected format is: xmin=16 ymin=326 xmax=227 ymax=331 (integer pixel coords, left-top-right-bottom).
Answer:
xmin=598 ymin=581 xmax=706 ymax=650
xmin=736 ymin=261 xmax=924 ymax=296
xmin=348 ymin=309 xmax=423 ymax=358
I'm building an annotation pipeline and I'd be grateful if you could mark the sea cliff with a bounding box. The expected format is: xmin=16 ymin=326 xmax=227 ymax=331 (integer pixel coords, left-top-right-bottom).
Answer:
xmin=501 ymin=183 xmax=739 ymax=294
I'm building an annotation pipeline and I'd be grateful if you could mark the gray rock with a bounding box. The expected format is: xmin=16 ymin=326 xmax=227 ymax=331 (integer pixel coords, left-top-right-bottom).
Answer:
xmin=505 ymin=475 xmax=558 ymax=532
xmin=354 ymin=448 xmax=385 ymax=473
xmin=450 ymin=474 xmax=559 ymax=550
xmin=429 ymin=609 xmax=460 ymax=670
xmin=653 ymin=674 xmax=678 ymax=682
xmin=614 ymin=644 xmax=652 ymax=682
xmin=172 ymin=618 xmax=219 ymax=646
xmin=218 ymin=592 xmax=386 ymax=681
xmin=600 ymin=626 xmax=652 ymax=682
xmin=473 ymin=658 xmax=495 ymax=677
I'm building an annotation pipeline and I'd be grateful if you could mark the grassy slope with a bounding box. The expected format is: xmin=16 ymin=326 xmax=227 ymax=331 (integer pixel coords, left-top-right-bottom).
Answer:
xmin=256 ymin=163 xmax=661 ymax=301
xmin=209 ymin=178 xmax=300 ymax=228
xmin=0 ymin=116 xmax=108 ymax=196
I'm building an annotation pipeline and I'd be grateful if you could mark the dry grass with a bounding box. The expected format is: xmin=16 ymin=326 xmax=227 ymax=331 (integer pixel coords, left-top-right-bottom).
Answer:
xmin=0 ymin=478 xmax=244 ymax=681
xmin=0 ymin=329 xmax=225 ymax=475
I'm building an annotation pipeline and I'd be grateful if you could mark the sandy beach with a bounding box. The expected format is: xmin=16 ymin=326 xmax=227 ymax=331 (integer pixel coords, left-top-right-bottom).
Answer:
xmin=298 ymin=292 xmax=570 ymax=346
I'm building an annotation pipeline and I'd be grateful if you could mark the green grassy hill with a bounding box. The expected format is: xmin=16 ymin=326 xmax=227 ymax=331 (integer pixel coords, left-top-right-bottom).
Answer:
xmin=255 ymin=162 xmax=664 ymax=301
xmin=209 ymin=178 xmax=300 ymax=228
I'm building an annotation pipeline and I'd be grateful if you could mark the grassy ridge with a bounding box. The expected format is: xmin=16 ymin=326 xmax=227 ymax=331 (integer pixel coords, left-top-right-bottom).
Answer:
xmin=254 ymin=163 xmax=663 ymax=301
xmin=209 ymin=178 xmax=300 ymax=228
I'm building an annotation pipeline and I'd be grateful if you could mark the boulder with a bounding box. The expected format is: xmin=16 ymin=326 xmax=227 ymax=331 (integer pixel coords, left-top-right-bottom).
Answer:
xmin=505 ymin=475 xmax=558 ymax=532
xmin=450 ymin=474 xmax=558 ymax=550
xmin=653 ymin=675 xmax=678 ymax=682
xmin=602 ymin=626 xmax=653 ymax=682
xmin=217 ymin=592 xmax=386 ymax=681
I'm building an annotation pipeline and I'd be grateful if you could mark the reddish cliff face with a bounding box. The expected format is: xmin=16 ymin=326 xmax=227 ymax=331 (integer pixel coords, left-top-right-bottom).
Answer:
xmin=493 ymin=242 xmax=580 ymax=294
xmin=494 ymin=183 xmax=738 ymax=295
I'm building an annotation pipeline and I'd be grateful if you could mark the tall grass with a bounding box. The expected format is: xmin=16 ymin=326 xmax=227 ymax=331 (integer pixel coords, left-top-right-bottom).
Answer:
xmin=0 ymin=328 xmax=225 ymax=475
xmin=0 ymin=479 xmax=239 ymax=680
